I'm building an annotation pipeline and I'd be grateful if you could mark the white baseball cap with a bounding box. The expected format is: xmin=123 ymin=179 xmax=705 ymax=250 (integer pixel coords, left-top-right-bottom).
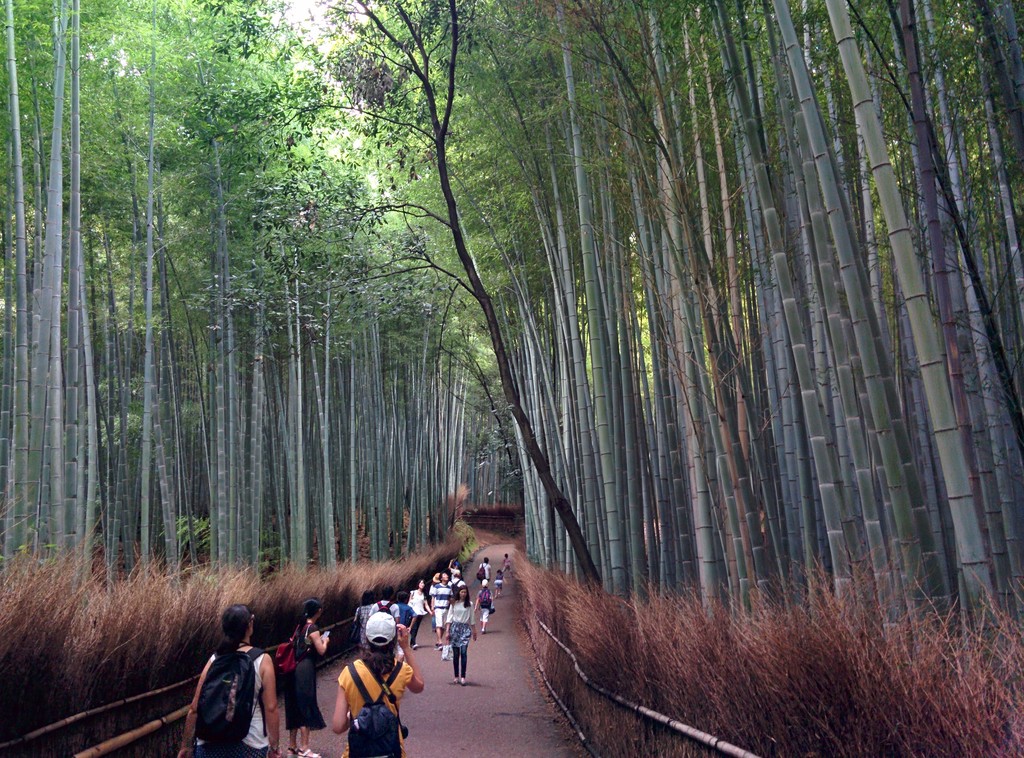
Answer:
xmin=365 ymin=611 xmax=397 ymax=645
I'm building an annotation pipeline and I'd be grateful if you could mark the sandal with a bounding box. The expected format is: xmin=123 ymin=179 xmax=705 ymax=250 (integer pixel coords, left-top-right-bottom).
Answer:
xmin=297 ymin=751 xmax=321 ymax=758
xmin=287 ymin=749 xmax=298 ymax=757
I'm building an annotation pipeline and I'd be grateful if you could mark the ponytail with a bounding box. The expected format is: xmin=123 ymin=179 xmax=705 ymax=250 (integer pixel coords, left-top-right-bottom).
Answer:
xmin=215 ymin=604 xmax=253 ymax=655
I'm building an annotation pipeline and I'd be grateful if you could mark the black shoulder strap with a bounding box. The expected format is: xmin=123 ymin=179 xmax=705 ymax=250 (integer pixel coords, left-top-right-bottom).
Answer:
xmin=373 ymin=661 xmax=404 ymax=719
xmin=348 ymin=661 xmax=384 ymax=706
xmin=384 ymin=661 xmax=404 ymax=690
xmin=381 ymin=662 xmax=405 ymax=729
xmin=295 ymin=623 xmax=312 ymax=659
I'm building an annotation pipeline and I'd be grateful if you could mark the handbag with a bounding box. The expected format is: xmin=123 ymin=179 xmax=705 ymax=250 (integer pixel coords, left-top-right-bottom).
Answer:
xmin=440 ymin=644 xmax=452 ymax=661
xmin=274 ymin=623 xmax=309 ymax=675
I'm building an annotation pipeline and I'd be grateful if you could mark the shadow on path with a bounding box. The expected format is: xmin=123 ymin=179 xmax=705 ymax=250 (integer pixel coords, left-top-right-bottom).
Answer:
xmin=304 ymin=543 xmax=582 ymax=757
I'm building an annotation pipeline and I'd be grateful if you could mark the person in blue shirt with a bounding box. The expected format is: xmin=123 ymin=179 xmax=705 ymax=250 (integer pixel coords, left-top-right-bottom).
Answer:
xmin=394 ymin=591 xmax=416 ymax=629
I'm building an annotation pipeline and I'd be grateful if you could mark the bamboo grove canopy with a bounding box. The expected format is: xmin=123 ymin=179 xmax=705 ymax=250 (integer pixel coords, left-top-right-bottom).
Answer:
xmin=1 ymin=0 xmax=1023 ymax=619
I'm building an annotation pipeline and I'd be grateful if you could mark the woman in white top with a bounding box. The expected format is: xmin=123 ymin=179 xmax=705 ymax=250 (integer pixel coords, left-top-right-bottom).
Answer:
xmin=178 ymin=604 xmax=282 ymax=758
xmin=408 ymin=578 xmax=431 ymax=650
xmin=443 ymin=585 xmax=477 ymax=685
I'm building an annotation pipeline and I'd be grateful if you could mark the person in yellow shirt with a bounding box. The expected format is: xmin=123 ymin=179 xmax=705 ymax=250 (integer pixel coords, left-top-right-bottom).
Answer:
xmin=331 ymin=612 xmax=424 ymax=757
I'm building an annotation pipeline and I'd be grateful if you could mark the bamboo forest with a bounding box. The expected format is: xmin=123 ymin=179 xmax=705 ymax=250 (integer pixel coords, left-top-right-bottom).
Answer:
xmin=2 ymin=0 xmax=1024 ymax=624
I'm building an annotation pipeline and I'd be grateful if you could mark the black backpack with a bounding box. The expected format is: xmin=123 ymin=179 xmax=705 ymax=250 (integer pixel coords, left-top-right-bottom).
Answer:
xmin=196 ymin=647 xmax=264 ymax=743
xmin=347 ymin=661 xmax=406 ymax=758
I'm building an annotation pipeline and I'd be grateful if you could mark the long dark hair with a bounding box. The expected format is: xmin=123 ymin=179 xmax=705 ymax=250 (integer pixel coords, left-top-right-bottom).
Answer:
xmin=216 ymin=604 xmax=253 ymax=655
xmin=363 ymin=637 xmax=398 ymax=682
xmin=457 ymin=585 xmax=471 ymax=608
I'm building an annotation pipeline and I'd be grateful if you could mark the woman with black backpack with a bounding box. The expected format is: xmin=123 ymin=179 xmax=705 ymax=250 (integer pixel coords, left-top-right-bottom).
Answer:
xmin=178 ymin=604 xmax=282 ymax=758
xmin=283 ymin=598 xmax=330 ymax=758
xmin=332 ymin=612 xmax=424 ymax=757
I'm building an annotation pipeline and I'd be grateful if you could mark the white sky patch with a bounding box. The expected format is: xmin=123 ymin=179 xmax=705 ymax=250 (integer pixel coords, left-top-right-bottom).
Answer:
xmin=281 ymin=0 xmax=331 ymax=34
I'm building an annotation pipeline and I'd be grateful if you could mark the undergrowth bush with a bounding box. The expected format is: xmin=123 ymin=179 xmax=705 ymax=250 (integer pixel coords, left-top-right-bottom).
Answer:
xmin=521 ymin=562 xmax=1024 ymax=757
xmin=0 ymin=537 xmax=459 ymax=745
xmin=451 ymin=519 xmax=478 ymax=562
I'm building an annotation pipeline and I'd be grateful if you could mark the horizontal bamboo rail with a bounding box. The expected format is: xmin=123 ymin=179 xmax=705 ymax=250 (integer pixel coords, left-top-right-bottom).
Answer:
xmin=522 ymin=610 xmax=599 ymax=756
xmin=534 ymin=618 xmax=762 ymax=758
xmin=0 ymin=676 xmax=198 ymax=751
xmin=8 ymin=615 xmax=356 ymax=757
xmin=72 ymin=705 xmax=190 ymax=758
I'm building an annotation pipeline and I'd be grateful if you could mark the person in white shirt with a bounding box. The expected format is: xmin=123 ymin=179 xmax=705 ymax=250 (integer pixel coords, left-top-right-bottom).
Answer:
xmin=431 ymin=572 xmax=453 ymax=649
xmin=476 ymin=557 xmax=491 ymax=585
xmin=443 ymin=585 xmax=478 ymax=685
xmin=408 ymin=578 xmax=431 ymax=650
xmin=178 ymin=604 xmax=283 ymax=758
xmin=451 ymin=569 xmax=466 ymax=592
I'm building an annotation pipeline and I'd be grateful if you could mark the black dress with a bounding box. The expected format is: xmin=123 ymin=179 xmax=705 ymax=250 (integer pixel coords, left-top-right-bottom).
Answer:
xmin=284 ymin=623 xmax=326 ymax=731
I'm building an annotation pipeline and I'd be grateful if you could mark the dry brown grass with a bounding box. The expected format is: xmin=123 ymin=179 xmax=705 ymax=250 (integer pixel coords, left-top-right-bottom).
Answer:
xmin=464 ymin=503 xmax=525 ymax=519
xmin=0 ymin=538 xmax=459 ymax=743
xmin=447 ymin=484 xmax=470 ymax=529
xmin=520 ymin=562 xmax=1024 ymax=757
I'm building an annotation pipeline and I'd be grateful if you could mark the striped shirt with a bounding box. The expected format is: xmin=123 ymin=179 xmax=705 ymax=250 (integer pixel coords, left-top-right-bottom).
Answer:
xmin=431 ymin=582 xmax=453 ymax=610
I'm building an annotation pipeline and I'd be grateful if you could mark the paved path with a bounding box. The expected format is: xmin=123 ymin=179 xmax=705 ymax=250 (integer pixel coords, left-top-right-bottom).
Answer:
xmin=303 ymin=543 xmax=581 ymax=757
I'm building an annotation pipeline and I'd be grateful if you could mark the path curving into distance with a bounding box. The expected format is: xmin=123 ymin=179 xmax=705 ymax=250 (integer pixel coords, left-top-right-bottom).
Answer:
xmin=305 ymin=542 xmax=582 ymax=757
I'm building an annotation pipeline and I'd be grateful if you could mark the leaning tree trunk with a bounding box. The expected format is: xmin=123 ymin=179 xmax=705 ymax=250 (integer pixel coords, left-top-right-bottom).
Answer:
xmin=358 ymin=0 xmax=601 ymax=583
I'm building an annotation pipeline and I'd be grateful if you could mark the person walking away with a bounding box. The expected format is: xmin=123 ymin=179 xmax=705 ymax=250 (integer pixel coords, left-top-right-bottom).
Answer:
xmin=352 ymin=590 xmax=376 ymax=648
xmin=431 ymin=573 xmax=453 ymax=649
xmin=426 ymin=573 xmax=442 ymax=641
xmin=178 ymin=604 xmax=282 ymax=758
xmin=376 ymin=586 xmax=401 ymax=620
xmin=332 ymin=613 xmax=424 ymax=758
xmin=475 ymin=557 xmax=490 ymax=585
xmin=393 ymin=592 xmax=415 ymax=659
xmin=443 ymin=585 xmax=478 ymax=685
xmin=450 ymin=569 xmax=466 ymax=593
xmin=408 ymin=579 xmax=431 ymax=650
xmin=475 ymin=580 xmax=494 ymax=634
xmin=494 ymin=569 xmax=504 ymax=598
xmin=502 ymin=553 xmax=512 ymax=577
xmin=284 ymin=598 xmax=329 ymax=758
